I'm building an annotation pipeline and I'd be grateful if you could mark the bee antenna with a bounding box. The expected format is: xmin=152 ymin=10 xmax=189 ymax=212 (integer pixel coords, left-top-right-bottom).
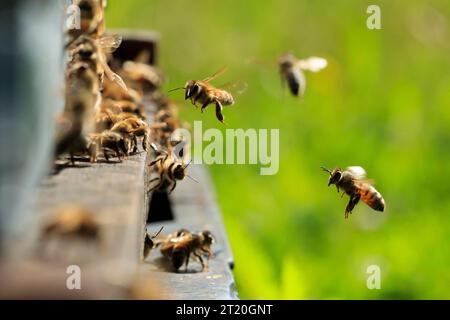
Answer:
xmin=320 ymin=166 xmax=332 ymax=175
xmin=152 ymin=226 xmax=164 ymax=239
xmin=187 ymin=175 xmax=199 ymax=183
xmin=184 ymin=160 xmax=193 ymax=169
xmin=168 ymin=87 xmax=185 ymax=93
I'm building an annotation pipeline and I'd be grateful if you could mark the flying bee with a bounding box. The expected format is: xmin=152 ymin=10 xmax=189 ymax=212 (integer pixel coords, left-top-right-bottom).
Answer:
xmin=278 ymin=53 xmax=327 ymax=97
xmin=148 ymin=143 xmax=197 ymax=194
xmin=143 ymin=226 xmax=164 ymax=259
xmin=321 ymin=166 xmax=385 ymax=219
xmin=88 ymin=130 xmax=128 ymax=162
xmin=169 ymin=68 xmax=235 ymax=124
xmin=156 ymin=230 xmax=215 ymax=272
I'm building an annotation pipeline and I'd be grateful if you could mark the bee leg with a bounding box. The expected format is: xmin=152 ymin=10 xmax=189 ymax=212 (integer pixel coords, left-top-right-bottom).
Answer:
xmin=149 ymin=157 xmax=163 ymax=167
xmin=201 ymin=100 xmax=210 ymax=113
xmin=194 ymin=252 xmax=206 ymax=271
xmin=114 ymin=144 xmax=122 ymax=162
xmin=148 ymin=178 xmax=161 ymax=192
xmin=341 ymin=191 xmax=345 ymax=198
xmin=215 ymin=101 xmax=225 ymax=124
xmin=104 ymin=150 xmax=109 ymax=162
xmin=201 ymin=247 xmax=213 ymax=258
xmin=70 ymin=152 xmax=75 ymax=166
xmin=133 ymin=136 xmax=138 ymax=153
xmin=168 ymin=181 xmax=177 ymax=194
xmin=345 ymin=194 xmax=360 ymax=219
xmin=184 ymin=252 xmax=191 ymax=272
xmin=142 ymin=132 xmax=149 ymax=152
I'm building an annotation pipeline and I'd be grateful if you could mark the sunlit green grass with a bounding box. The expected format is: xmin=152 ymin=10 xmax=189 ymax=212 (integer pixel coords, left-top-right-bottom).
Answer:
xmin=107 ymin=0 xmax=450 ymax=299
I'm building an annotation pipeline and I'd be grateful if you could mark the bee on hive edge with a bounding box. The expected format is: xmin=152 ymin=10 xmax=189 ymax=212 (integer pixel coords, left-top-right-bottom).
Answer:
xmin=148 ymin=143 xmax=197 ymax=194
xmin=156 ymin=229 xmax=215 ymax=272
xmin=88 ymin=130 xmax=128 ymax=162
xmin=169 ymin=67 xmax=235 ymax=124
xmin=321 ymin=166 xmax=385 ymax=219
xmin=278 ymin=53 xmax=327 ymax=97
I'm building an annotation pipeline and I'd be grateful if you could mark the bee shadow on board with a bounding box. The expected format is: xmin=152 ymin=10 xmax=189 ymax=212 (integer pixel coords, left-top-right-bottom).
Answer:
xmin=147 ymin=256 xmax=204 ymax=274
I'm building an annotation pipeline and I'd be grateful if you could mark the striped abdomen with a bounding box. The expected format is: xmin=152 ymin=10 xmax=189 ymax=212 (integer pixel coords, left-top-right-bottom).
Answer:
xmin=357 ymin=183 xmax=385 ymax=212
xmin=212 ymin=89 xmax=234 ymax=106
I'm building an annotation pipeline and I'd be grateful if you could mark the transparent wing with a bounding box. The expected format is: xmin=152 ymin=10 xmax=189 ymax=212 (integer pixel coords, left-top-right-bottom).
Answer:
xmin=98 ymin=34 xmax=122 ymax=53
xmin=346 ymin=166 xmax=367 ymax=180
xmin=202 ymin=66 xmax=228 ymax=82
xmin=218 ymin=80 xmax=248 ymax=95
xmin=297 ymin=56 xmax=328 ymax=72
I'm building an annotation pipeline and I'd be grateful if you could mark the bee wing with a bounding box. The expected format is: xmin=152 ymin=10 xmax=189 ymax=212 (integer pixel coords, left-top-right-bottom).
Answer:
xmin=346 ymin=166 xmax=367 ymax=180
xmin=101 ymin=58 xmax=128 ymax=91
xmin=202 ymin=66 xmax=228 ymax=82
xmin=218 ymin=80 xmax=248 ymax=95
xmin=297 ymin=57 xmax=328 ymax=72
xmin=98 ymin=34 xmax=122 ymax=53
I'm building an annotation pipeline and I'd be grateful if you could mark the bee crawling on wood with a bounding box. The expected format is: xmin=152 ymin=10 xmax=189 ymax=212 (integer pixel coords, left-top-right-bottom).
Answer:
xmin=321 ymin=166 xmax=385 ymax=219
xmin=110 ymin=117 xmax=151 ymax=153
xmin=278 ymin=53 xmax=327 ymax=97
xmin=143 ymin=226 xmax=164 ymax=259
xmin=148 ymin=143 xmax=197 ymax=194
xmin=88 ymin=130 xmax=128 ymax=162
xmin=169 ymin=67 xmax=235 ymax=124
xmin=155 ymin=229 xmax=215 ymax=272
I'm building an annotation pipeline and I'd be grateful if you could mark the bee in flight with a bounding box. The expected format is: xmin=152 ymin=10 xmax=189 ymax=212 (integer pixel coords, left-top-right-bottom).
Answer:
xmin=169 ymin=68 xmax=235 ymax=124
xmin=278 ymin=53 xmax=327 ymax=97
xmin=321 ymin=166 xmax=385 ymax=219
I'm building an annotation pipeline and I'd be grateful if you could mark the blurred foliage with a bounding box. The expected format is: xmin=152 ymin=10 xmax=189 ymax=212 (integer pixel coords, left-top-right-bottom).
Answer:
xmin=107 ymin=0 xmax=450 ymax=299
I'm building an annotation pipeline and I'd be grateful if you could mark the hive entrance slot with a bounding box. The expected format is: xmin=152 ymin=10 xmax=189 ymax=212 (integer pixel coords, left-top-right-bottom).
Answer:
xmin=147 ymin=191 xmax=174 ymax=223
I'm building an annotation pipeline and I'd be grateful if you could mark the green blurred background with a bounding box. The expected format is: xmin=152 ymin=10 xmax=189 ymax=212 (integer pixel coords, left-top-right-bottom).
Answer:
xmin=107 ymin=0 xmax=450 ymax=299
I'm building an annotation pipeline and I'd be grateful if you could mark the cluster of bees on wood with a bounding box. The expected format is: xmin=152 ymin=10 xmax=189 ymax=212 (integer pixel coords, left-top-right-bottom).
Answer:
xmin=55 ymin=0 xmax=157 ymax=165
xmin=45 ymin=0 xmax=386 ymax=275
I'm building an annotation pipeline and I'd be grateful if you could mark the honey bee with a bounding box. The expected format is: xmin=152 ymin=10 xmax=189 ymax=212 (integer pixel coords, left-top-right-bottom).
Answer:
xmin=156 ymin=229 xmax=215 ymax=272
xmin=110 ymin=117 xmax=150 ymax=153
xmin=143 ymin=226 xmax=164 ymax=259
xmin=121 ymin=60 xmax=164 ymax=92
xmin=278 ymin=53 xmax=327 ymax=97
xmin=148 ymin=143 xmax=197 ymax=193
xmin=41 ymin=206 xmax=99 ymax=241
xmin=321 ymin=166 xmax=385 ymax=219
xmin=55 ymin=63 xmax=99 ymax=163
xmin=67 ymin=33 xmax=127 ymax=92
xmin=67 ymin=0 xmax=106 ymax=39
xmin=88 ymin=130 xmax=129 ymax=162
xmin=100 ymin=98 xmax=146 ymax=119
xmin=170 ymin=68 xmax=234 ymax=124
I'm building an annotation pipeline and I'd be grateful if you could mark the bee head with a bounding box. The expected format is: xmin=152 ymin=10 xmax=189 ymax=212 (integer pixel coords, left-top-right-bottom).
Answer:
xmin=328 ymin=169 xmax=343 ymax=186
xmin=200 ymin=230 xmax=215 ymax=246
xmin=184 ymin=80 xmax=201 ymax=100
xmin=278 ymin=53 xmax=295 ymax=70
xmin=321 ymin=166 xmax=342 ymax=186
xmin=172 ymin=163 xmax=186 ymax=180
